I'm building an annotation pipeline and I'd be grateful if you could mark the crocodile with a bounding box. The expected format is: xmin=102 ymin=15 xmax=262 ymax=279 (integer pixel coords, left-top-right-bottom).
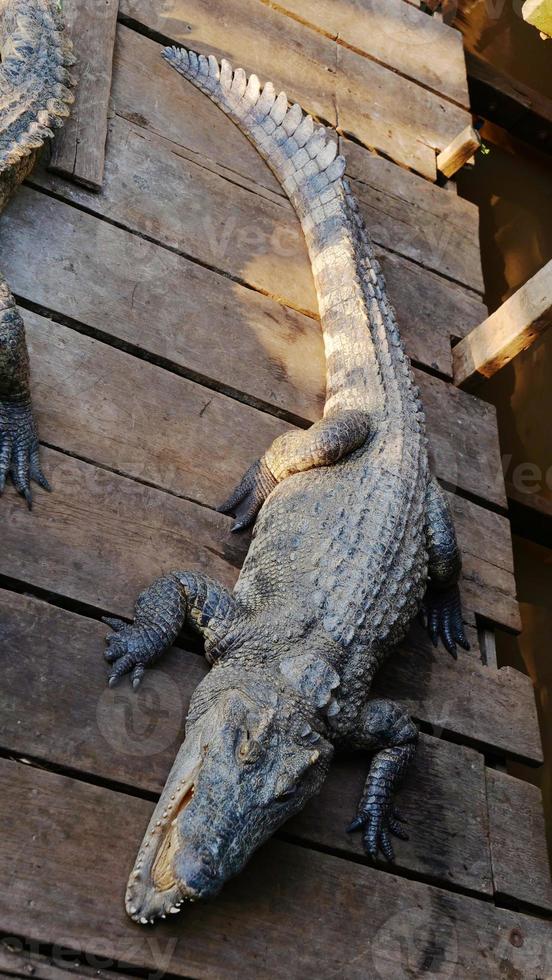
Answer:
xmin=0 ymin=0 xmax=74 ymax=506
xmin=101 ymin=47 xmax=470 ymax=925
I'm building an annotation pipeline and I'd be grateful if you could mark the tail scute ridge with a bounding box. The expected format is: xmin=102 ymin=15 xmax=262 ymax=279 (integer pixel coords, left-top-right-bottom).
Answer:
xmin=162 ymin=45 xmax=343 ymax=201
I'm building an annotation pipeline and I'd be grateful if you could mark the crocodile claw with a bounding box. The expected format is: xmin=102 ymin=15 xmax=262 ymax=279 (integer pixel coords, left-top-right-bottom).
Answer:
xmin=0 ymin=399 xmax=50 ymax=508
xmin=423 ymin=584 xmax=470 ymax=659
xmin=103 ymin=618 xmax=164 ymax=688
xmin=218 ymin=458 xmax=277 ymax=532
xmin=348 ymin=805 xmax=409 ymax=862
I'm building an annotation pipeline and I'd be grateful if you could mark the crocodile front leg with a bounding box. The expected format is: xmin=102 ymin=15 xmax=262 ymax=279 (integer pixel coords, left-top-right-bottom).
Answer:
xmin=219 ymin=409 xmax=370 ymax=531
xmin=345 ymin=699 xmax=417 ymax=861
xmin=0 ymin=281 xmax=49 ymax=507
xmin=103 ymin=571 xmax=239 ymax=688
xmin=423 ymin=477 xmax=470 ymax=658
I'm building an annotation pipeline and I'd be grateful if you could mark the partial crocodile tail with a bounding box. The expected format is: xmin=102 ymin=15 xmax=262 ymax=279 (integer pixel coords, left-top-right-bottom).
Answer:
xmin=0 ymin=0 xmax=76 ymax=207
xmin=162 ymin=46 xmax=422 ymax=423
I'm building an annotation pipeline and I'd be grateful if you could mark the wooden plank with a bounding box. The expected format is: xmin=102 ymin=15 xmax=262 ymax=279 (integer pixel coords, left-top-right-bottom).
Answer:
xmin=0 ymin=589 xmax=492 ymax=893
xmin=486 ymin=768 xmax=552 ymax=912
xmin=0 ymin=452 xmax=536 ymax=759
xmin=49 ymin=0 xmax=119 ymax=189
xmin=25 ymin=310 xmax=289 ymax=512
xmin=373 ymin=622 xmax=542 ymax=763
xmin=263 ymin=0 xmax=470 ymax=107
xmin=342 ymin=138 xmax=484 ymax=292
xmin=119 ymin=0 xmax=471 ymax=178
xmin=22 ymin=310 xmax=517 ymax=630
xmin=1 ymin=759 xmax=550 ymax=979
xmin=453 ymin=260 xmax=552 ymax=389
xmin=436 ymin=125 xmax=482 ymax=178
xmin=3 ymin=189 xmax=506 ymax=508
xmin=0 ymin=942 xmax=144 ymax=980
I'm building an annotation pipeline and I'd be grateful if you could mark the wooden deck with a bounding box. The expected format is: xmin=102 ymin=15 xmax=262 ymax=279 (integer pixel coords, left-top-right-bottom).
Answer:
xmin=1 ymin=2 xmax=551 ymax=977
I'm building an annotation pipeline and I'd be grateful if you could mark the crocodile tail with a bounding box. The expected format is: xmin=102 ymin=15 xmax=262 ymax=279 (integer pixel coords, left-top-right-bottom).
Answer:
xmin=162 ymin=47 xmax=423 ymax=422
xmin=0 ymin=0 xmax=76 ymax=206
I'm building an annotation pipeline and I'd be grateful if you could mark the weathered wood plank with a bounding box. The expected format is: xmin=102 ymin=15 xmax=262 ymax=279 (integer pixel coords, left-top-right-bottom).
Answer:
xmin=26 ymin=310 xmax=289 ymax=511
xmin=436 ymin=125 xmax=482 ymax=178
xmin=453 ymin=260 xmax=552 ymax=389
xmin=0 ymin=943 xmax=143 ymax=980
xmin=486 ymin=768 xmax=552 ymax=912
xmin=23 ymin=311 xmax=517 ymax=629
xmin=342 ymin=138 xmax=484 ymax=293
xmin=264 ymin=0 xmax=470 ymax=107
xmin=119 ymin=0 xmax=470 ymax=178
xmin=373 ymin=625 xmax=542 ymax=763
xmin=0 ymin=454 xmax=536 ymax=759
xmin=1 ymin=759 xmax=550 ymax=979
xmin=4 ymin=189 xmax=505 ymax=508
xmin=0 ymin=589 xmax=492 ymax=893
xmin=49 ymin=0 xmax=119 ymax=189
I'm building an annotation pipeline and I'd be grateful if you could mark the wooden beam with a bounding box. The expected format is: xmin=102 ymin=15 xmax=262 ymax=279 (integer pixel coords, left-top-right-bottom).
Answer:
xmin=453 ymin=260 xmax=552 ymax=389
xmin=522 ymin=0 xmax=552 ymax=39
xmin=49 ymin=0 xmax=119 ymax=189
xmin=436 ymin=125 xmax=482 ymax=177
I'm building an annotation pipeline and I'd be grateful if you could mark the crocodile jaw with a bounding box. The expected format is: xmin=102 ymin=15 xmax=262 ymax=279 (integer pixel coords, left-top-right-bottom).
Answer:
xmin=125 ymin=744 xmax=208 ymax=924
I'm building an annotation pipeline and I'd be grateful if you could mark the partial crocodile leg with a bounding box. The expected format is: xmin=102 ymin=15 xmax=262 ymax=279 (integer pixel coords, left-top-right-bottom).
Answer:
xmin=0 ymin=278 xmax=49 ymax=507
xmin=219 ymin=409 xmax=370 ymax=531
xmin=346 ymin=698 xmax=418 ymax=861
xmin=422 ymin=477 xmax=470 ymax=658
xmin=103 ymin=571 xmax=239 ymax=688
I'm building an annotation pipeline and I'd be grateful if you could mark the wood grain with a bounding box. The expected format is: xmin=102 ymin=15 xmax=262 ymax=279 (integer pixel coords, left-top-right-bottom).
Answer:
xmin=486 ymin=768 xmax=552 ymax=912
xmin=49 ymin=0 xmax=119 ymax=189
xmin=453 ymin=259 xmax=552 ymax=389
xmin=342 ymin=138 xmax=484 ymax=293
xmin=1 ymin=758 xmax=550 ymax=979
xmin=3 ymin=189 xmax=504 ymax=507
xmin=0 ymin=589 xmax=492 ymax=894
xmin=264 ymin=0 xmax=470 ymax=107
xmin=436 ymin=125 xmax=482 ymax=179
xmin=119 ymin=0 xmax=470 ymax=178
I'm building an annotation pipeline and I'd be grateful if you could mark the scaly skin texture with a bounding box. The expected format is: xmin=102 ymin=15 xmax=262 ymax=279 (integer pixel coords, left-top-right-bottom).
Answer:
xmin=102 ymin=49 xmax=470 ymax=924
xmin=0 ymin=0 xmax=75 ymax=505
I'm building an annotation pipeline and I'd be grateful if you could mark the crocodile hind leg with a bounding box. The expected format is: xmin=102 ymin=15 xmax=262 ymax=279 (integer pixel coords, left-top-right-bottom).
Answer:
xmin=0 ymin=279 xmax=50 ymax=507
xmin=219 ymin=409 xmax=371 ymax=531
xmin=346 ymin=699 xmax=417 ymax=861
xmin=422 ymin=477 xmax=470 ymax=658
xmin=103 ymin=571 xmax=239 ymax=688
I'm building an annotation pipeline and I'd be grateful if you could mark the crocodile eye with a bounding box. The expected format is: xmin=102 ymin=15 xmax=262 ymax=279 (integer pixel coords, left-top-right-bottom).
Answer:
xmin=278 ymin=786 xmax=298 ymax=800
xmin=237 ymin=732 xmax=260 ymax=763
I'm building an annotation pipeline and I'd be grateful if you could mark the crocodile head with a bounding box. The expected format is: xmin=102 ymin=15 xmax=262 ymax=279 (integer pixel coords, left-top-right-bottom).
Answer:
xmin=125 ymin=665 xmax=333 ymax=923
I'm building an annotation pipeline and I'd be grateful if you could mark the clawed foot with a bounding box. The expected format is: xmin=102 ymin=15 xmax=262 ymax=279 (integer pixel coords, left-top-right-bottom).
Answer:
xmin=0 ymin=400 xmax=50 ymax=508
xmin=348 ymin=804 xmax=408 ymax=862
xmin=218 ymin=458 xmax=277 ymax=532
xmin=421 ymin=584 xmax=470 ymax=659
xmin=103 ymin=616 xmax=166 ymax=689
